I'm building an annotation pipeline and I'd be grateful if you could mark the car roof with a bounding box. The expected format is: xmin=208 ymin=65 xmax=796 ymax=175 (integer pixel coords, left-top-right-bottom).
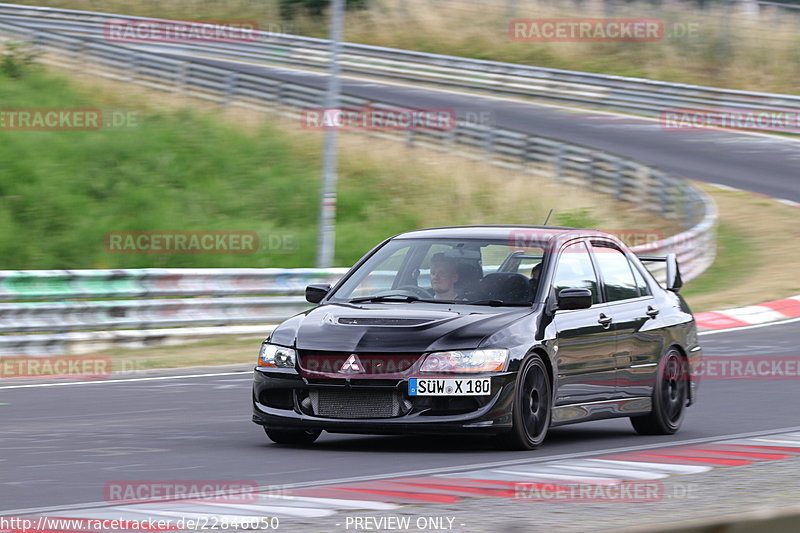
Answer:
xmin=392 ymin=225 xmax=619 ymax=244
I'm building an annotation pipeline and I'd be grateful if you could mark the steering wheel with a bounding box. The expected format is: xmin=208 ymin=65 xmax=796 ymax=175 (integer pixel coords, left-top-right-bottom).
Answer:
xmin=397 ymin=285 xmax=434 ymax=298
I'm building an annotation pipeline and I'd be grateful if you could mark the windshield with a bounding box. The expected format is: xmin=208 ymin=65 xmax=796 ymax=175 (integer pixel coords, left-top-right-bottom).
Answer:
xmin=329 ymin=238 xmax=546 ymax=306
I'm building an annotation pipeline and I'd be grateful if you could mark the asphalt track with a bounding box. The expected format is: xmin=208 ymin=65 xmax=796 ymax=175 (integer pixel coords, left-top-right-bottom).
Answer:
xmin=2 ymin=47 xmax=798 ymax=518
xmin=2 ymin=320 xmax=799 ymax=513
xmin=176 ymin=55 xmax=800 ymax=203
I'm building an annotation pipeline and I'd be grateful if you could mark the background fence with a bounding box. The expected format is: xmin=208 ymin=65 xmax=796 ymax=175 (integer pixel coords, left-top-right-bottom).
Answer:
xmin=1 ymin=3 xmax=799 ymax=122
xmin=0 ymin=7 xmax=718 ymax=355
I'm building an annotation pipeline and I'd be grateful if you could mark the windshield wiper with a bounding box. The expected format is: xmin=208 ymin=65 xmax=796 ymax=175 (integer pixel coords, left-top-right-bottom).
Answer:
xmin=464 ymin=299 xmax=531 ymax=307
xmin=348 ymin=294 xmax=453 ymax=304
xmin=349 ymin=294 xmax=421 ymax=304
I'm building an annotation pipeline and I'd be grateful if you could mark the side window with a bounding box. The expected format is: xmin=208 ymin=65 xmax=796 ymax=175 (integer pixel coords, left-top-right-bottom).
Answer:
xmin=592 ymin=243 xmax=640 ymax=302
xmin=631 ymin=262 xmax=651 ymax=297
xmin=553 ymin=242 xmax=600 ymax=305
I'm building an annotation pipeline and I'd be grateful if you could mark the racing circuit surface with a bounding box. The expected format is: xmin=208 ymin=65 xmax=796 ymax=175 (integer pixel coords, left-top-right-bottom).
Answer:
xmin=2 ymin=320 xmax=799 ymax=514
xmin=167 ymin=55 xmax=800 ymax=203
xmin=1 ymin=26 xmax=800 ymax=531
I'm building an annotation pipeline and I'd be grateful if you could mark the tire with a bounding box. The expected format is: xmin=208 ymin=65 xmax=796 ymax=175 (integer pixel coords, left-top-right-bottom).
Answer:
xmin=497 ymin=354 xmax=551 ymax=450
xmin=264 ymin=427 xmax=321 ymax=445
xmin=631 ymin=348 xmax=688 ymax=435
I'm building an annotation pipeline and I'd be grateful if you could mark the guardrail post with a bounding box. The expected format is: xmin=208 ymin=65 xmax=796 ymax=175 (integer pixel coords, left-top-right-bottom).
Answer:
xmin=127 ymin=51 xmax=139 ymax=83
xmin=222 ymin=71 xmax=238 ymax=106
xmin=447 ymin=123 xmax=457 ymax=148
xmin=614 ymin=160 xmax=625 ymax=201
xmin=483 ymin=127 xmax=495 ymax=158
xmin=175 ymin=62 xmax=188 ymax=94
xmin=77 ymin=37 xmax=88 ymax=70
xmin=554 ymin=145 xmax=565 ymax=182
xmin=586 ymin=153 xmax=597 ymax=186
xmin=637 ymin=165 xmax=651 ymax=208
xmin=406 ymin=129 xmax=416 ymax=148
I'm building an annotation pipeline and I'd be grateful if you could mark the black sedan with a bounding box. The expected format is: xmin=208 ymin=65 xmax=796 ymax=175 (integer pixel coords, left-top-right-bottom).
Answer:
xmin=252 ymin=226 xmax=701 ymax=450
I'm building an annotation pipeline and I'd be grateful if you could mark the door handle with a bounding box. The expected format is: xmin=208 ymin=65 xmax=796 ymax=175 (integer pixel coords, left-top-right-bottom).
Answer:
xmin=646 ymin=306 xmax=660 ymax=319
xmin=598 ymin=313 xmax=613 ymax=328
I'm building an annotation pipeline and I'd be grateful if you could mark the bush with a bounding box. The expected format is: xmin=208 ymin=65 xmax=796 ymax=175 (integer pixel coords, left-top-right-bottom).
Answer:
xmin=1 ymin=42 xmax=38 ymax=79
xmin=278 ymin=0 xmax=368 ymax=20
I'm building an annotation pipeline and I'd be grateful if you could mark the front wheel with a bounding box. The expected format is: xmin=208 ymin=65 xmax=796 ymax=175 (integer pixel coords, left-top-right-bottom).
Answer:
xmin=264 ymin=427 xmax=321 ymax=445
xmin=497 ymin=355 xmax=551 ymax=450
xmin=630 ymin=348 xmax=688 ymax=435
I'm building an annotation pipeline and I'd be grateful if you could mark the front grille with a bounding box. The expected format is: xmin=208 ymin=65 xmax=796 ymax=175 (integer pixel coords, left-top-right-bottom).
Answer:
xmin=299 ymin=352 xmax=422 ymax=375
xmin=308 ymin=389 xmax=402 ymax=418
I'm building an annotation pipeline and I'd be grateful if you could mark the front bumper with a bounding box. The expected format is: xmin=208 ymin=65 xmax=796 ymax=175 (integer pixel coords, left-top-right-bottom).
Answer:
xmin=251 ymin=368 xmax=517 ymax=435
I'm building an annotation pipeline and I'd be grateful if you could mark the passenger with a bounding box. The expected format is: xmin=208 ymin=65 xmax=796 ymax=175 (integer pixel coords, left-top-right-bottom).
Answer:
xmin=429 ymin=253 xmax=460 ymax=300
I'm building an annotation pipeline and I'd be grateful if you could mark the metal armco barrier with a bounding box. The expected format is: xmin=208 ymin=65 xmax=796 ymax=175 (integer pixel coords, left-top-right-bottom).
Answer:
xmin=0 ymin=18 xmax=717 ymax=235
xmin=1 ymin=3 xmax=798 ymax=122
xmin=0 ymin=268 xmax=347 ymax=356
xmin=0 ymin=8 xmax=719 ymax=354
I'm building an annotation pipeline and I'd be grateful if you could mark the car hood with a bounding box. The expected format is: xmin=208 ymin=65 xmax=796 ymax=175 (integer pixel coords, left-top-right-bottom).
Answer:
xmin=269 ymin=302 xmax=533 ymax=353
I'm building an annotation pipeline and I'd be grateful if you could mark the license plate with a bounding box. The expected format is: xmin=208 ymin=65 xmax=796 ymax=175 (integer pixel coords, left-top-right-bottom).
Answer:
xmin=408 ymin=378 xmax=491 ymax=396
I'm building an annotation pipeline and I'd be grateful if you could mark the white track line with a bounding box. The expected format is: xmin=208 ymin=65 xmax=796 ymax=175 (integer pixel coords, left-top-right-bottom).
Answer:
xmin=6 ymin=425 xmax=800 ymax=517
xmin=580 ymin=459 xmax=711 ymax=475
xmin=776 ymin=198 xmax=800 ymax=207
xmin=698 ymin=316 xmax=800 ymax=336
xmin=542 ymin=464 xmax=667 ymax=479
xmin=0 ymin=371 xmax=247 ymax=390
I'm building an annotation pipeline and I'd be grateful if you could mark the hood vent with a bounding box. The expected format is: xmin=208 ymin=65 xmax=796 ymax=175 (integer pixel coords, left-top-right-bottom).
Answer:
xmin=337 ymin=317 xmax=434 ymax=326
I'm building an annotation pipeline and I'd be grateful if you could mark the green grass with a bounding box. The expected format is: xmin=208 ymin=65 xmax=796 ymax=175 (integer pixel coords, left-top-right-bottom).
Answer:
xmin=2 ymin=65 xmax=646 ymax=270
xmin=12 ymin=0 xmax=800 ymax=95
xmin=0 ymin=68 xmax=418 ymax=269
xmin=680 ymin=221 xmax=756 ymax=311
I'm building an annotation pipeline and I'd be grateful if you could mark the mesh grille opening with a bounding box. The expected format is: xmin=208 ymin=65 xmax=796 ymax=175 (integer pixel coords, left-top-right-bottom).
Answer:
xmin=308 ymin=389 xmax=402 ymax=419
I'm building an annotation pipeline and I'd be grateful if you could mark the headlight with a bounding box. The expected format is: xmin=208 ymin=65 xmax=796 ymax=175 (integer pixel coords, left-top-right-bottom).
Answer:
xmin=420 ymin=349 xmax=508 ymax=373
xmin=258 ymin=343 xmax=296 ymax=368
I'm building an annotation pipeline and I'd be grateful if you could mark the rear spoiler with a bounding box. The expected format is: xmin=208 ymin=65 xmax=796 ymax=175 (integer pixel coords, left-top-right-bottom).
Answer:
xmin=635 ymin=253 xmax=683 ymax=292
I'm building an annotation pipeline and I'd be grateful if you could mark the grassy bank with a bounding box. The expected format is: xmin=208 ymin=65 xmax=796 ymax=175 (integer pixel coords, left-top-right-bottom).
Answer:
xmin=14 ymin=0 xmax=800 ymax=95
xmin=681 ymin=183 xmax=800 ymax=312
xmin=0 ymin=63 xmax=661 ymax=270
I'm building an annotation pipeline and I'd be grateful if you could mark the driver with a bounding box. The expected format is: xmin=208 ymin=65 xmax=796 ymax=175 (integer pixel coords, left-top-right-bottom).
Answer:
xmin=429 ymin=253 xmax=460 ymax=300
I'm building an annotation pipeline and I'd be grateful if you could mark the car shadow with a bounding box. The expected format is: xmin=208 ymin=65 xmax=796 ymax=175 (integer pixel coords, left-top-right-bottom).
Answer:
xmin=268 ymin=422 xmax=637 ymax=453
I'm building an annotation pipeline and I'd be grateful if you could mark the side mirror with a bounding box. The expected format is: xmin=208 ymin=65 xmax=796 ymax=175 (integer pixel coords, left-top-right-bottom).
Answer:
xmin=305 ymin=284 xmax=331 ymax=304
xmin=666 ymin=253 xmax=683 ymax=293
xmin=556 ymin=287 xmax=593 ymax=310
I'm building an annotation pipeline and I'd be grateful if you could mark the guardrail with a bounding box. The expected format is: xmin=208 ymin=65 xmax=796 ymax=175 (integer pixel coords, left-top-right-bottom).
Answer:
xmin=0 ymin=247 xmax=690 ymax=356
xmin=0 ymin=268 xmax=347 ymax=355
xmin=0 ymin=18 xmax=716 ymax=230
xmin=0 ymin=11 xmax=717 ymax=354
xmin=1 ymin=3 xmax=799 ymax=122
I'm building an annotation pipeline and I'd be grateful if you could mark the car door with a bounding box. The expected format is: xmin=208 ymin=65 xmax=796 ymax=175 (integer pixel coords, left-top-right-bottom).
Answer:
xmin=550 ymin=240 xmax=618 ymax=405
xmin=590 ymin=240 xmax=662 ymax=399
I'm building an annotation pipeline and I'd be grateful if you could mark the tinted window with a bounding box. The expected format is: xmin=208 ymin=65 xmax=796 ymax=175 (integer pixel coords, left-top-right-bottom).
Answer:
xmin=631 ymin=262 xmax=651 ymax=296
xmin=593 ymin=243 xmax=639 ymax=301
xmin=553 ymin=242 xmax=600 ymax=304
xmin=329 ymin=238 xmax=544 ymax=304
